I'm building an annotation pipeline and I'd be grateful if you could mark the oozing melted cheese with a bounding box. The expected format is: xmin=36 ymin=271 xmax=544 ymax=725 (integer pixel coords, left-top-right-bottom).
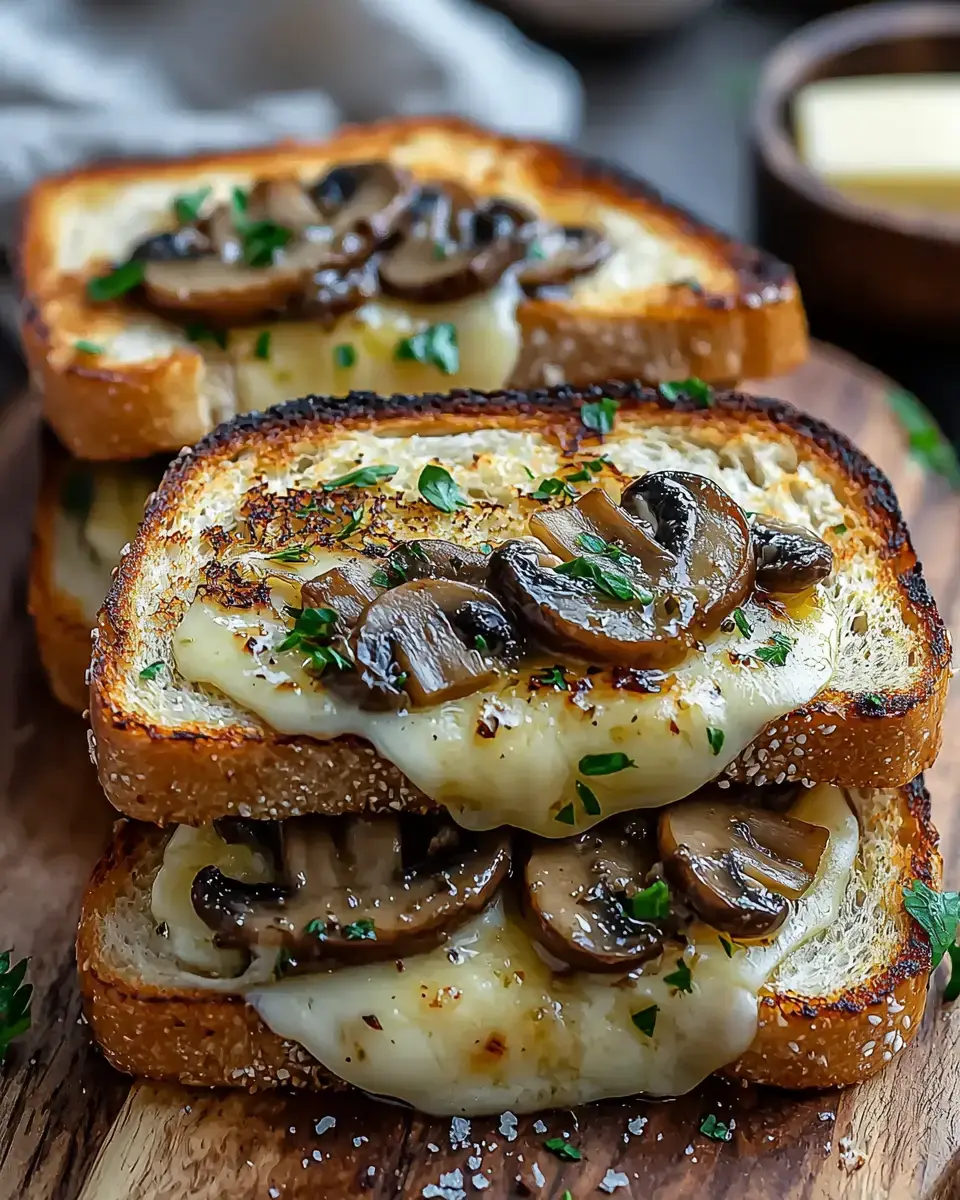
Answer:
xmin=174 ymin=551 xmax=836 ymax=836
xmin=152 ymin=785 xmax=857 ymax=1115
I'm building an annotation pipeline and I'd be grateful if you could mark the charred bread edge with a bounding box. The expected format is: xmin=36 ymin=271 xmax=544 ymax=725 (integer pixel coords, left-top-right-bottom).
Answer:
xmin=89 ymin=382 xmax=951 ymax=818
xmin=76 ymin=777 xmax=939 ymax=1091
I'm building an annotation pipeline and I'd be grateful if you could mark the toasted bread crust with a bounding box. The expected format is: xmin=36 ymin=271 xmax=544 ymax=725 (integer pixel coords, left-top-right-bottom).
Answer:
xmin=77 ymin=778 xmax=938 ymax=1092
xmin=89 ymin=381 xmax=951 ymax=825
xmin=29 ymin=454 xmax=94 ymax=712
xmin=19 ymin=116 xmax=807 ymax=461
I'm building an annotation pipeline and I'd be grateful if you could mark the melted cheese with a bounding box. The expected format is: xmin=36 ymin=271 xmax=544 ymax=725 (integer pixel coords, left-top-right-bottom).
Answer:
xmin=173 ymin=550 xmax=836 ymax=836
xmin=152 ymin=786 xmax=857 ymax=1114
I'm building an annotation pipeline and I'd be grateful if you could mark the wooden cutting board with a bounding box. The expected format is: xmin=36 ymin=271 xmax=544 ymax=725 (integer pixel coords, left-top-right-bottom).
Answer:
xmin=1 ymin=343 xmax=959 ymax=1200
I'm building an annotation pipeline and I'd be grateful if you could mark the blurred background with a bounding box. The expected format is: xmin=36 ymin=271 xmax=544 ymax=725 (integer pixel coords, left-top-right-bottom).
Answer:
xmin=1 ymin=0 xmax=958 ymax=445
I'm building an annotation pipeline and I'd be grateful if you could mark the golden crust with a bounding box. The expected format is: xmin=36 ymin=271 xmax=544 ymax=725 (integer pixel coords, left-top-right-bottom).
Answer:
xmin=77 ymin=778 xmax=939 ymax=1092
xmin=18 ymin=116 xmax=807 ymax=461
xmin=89 ymin=382 xmax=951 ymax=824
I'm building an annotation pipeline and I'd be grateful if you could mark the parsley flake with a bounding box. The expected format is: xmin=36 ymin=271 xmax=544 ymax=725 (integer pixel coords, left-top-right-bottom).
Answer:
xmin=304 ymin=918 xmax=326 ymax=939
xmin=74 ymin=339 xmax=104 ymax=355
xmin=555 ymin=556 xmax=653 ymax=604
xmin=240 ymin=220 xmax=293 ymax=267
xmin=0 ymin=950 xmax=32 ymax=1062
xmin=253 ymin=330 xmax=271 ymax=360
xmin=862 ymin=693 xmax=885 ymax=713
xmin=474 ymin=634 xmax=489 ymax=653
xmin=334 ymin=507 xmax=365 ymax=540
xmin=658 ymin=377 xmax=713 ymax=408
xmin=185 ymin=322 xmax=228 ymax=350
xmin=278 ymin=606 xmax=351 ymax=676
xmin=576 ymin=780 xmax=601 ymax=816
xmin=623 ymin=879 xmax=671 ymax=921
xmin=631 ymin=1004 xmax=658 ymax=1037
xmin=531 ymin=476 xmax=577 ymax=501
xmin=139 ymin=661 xmax=166 ymax=682
xmin=418 ymin=464 xmax=469 ymax=513
xmin=947 ymin=944 xmax=960 ymax=1003
xmin=532 ymin=665 xmax=569 ymax=691
xmin=732 ymin=607 xmax=752 ymax=638
xmin=576 ymin=531 xmax=628 ymax=562
xmin=343 ymin=918 xmax=376 ymax=941
xmin=706 ymin=727 xmax=725 ymax=756
xmin=543 ymin=1137 xmax=581 ymax=1162
xmin=87 ymin=259 xmax=146 ymax=301
xmin=579 ymin=752 xmax=635 ymax=776
xmin=700 ymin=1114 xmax=733 ymax=1142
xmin=754 ymin=631 xmax=794 ymax=666
xmin=334 ymin=343 xmax=356 ymax=369
xmin=266 ymin=544 xmax=313 ymax=563
xmin=322 ymin=464 xmax=398 ymax=491
xmin=663 ymin=958 xmax=693 ymax=994
xmin=718 ymin=936 xmax=735 ymax=958
xmin=394 ymin=322 xmax=459 ymax=375
xmin=173 ymin=186 xmax=212 ymax=224
xmin=555 ymin=803 xmax=576 ymax=825
xmin=580 ymin=396 xmax=619 ymax=436
xmin=832 ymin=523 xmax=848 ymax=535
xmin=903 ymin=880 xmax=960 ymax=968
xmin=479 ymin=542 xmax=493 ymax=554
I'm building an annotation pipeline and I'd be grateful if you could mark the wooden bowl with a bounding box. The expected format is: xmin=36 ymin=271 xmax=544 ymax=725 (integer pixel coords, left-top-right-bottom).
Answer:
xmin=752 ymin=3 xmax=960 ymax=339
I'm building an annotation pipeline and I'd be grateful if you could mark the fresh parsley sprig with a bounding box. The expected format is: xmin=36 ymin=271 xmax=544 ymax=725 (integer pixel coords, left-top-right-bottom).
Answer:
xmin=418 ymin=464 xmax=469 ymax=513
xmin=278 ymin=606 xmax=351 ymax=675
xmin=394 ymin=322 xmax=459 ymax=375
xmin=0 ymin=950 xmax=32 ymax=1062
xmin=555 ymin=556 xmax=653 ymax=604
xmin=754 ymin=631 xmax=794 ymax=666
xmin=322 ymin=464 xmax=398 ymax=491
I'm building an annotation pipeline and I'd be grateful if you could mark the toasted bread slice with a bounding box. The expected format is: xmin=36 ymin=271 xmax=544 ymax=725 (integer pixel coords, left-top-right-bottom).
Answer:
xmin=89 ymin=382 xmax=950 ymax=826
xmin=76 ymin=779 xmax=939 ymax=1095
xmin=29 ymin=449 xmax=160 ymax=711
xmin=20 ymin=117 xmax=807 ymax=462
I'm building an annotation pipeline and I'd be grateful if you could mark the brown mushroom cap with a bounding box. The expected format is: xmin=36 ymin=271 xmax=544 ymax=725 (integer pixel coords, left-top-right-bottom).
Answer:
xmin=524 ymin=818 xmax=666 ymax=971
xmin=516 ymin=224 xmax=612 ymax=291
xmin=658 ymin=800 xmax=830 ymax=938
xmin=301 ymin=558 xmax=385 ymax=631
xmin=379 ymin=539 xmax=490 ymax=587
xmin=752 ymin=517 xmax=834 ymax=594
xmin=192 ymin=814 xmax=511 ymax=966
xmin=530 ymin=487 xmax=676 ymax=572
xmin=349 ymin=578 xmax=514 ymax=707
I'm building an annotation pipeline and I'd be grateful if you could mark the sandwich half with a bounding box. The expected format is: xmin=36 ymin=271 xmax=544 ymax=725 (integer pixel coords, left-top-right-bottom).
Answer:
xmin=20 ymin=117 xmax=808 ymax=461
xmin=82 ymin=380 xmax=948 ymax=1114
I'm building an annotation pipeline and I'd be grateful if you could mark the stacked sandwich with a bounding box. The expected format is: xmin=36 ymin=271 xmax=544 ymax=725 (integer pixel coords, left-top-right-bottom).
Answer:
xmin=23 ymin=116 xmax=808 ymax=712
xmin=78 ymin=381 xmax=948 ymax=1114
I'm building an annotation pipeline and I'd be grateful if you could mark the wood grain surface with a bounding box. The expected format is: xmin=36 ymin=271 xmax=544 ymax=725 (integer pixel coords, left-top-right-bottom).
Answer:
xmin=1 ymin=343 xmax=958 ymax=1200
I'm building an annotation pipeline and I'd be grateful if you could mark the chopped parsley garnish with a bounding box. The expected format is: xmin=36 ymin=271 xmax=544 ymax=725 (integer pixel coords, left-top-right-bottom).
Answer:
xmin=527 ymin=240 xmax=547 ymax=261
xmin=700 ymin=1114 xmax=733 ymax=1142
xmin=371 ymin=568 xmax=393 ymax=588
xmin=579 ymin=752 xmax=636 ymax=776
xmin=555 ymin=803 xmax=576 ymax=825
xmin=343 ymin=918 xmax=376 ymax=941
xmin=532 ymin=665 xmax=569 ymax=691
xmin=631 ymin=1004 xmax=659 ymax=1037
xmin=555 ymin=556 xmax=653 ymax=604
xmin=418 ymin=464 xmax=469 ymax=513
xmin=576 ymin=780 xmax=601 ymax=816
xmin=663 ymin=958 xmax=693 ymax=994
xmin=474 ymin=634 xmax=489 ymax=653
xmin=304 ymin=918 xmax=326 ymax=939
xmin=718 ymin=936 xmax=735 ymax=958
xmin=266 ymin=544 xmax=313 ymax=563
xmin=531 ymin=476 xmax=577 ymax=501
xmin=139 ymin=661 xmax=166 ymax=682
xmin=334 ymin=343 xmax=356 ymax=369
xmin=543 ymin=1137 xmax=581 ymax=1162
xmin=623 ymin=879 xmax=671 ymax=921
xmin=334 ymin=507 xmax=365 ymax=541
xmin=253 ymin=330 xmax=271 ymax=361
xmin=903 ymin=880 xmax=960 ymax=969
xmin=658 ymin=377 xmax=713 ymax=408
xmin=185 ymin=322 xmax=228 ymax=350
xmin=862 ymin=693 xmax=885 ymax=712
xmin=394 ymin=322 xmax=459 ymax=375
xmin=706 ymin=726 xmax=725 ymax=756
xmin=322 ymin=464 xmax=398 ymax=491
xmin=732 ymin=607 xmax=752 ymax=638
xmin=479 ymin=542 xmax=493 ymax=554
xmin=241 ymin=220 xmax=293 ymax=267
xmin=832 ymin=523 xmax=848 ymax=535
xmin=576 ymin=532 xmax=627 ymax=562
xmin=564 ymin=467 xmax=593 ymax=483
xmin=754 ymin=631 xmax=794 ymax=666
xmin=947 ymin=944 xmax=960 ymax=1003
xmin=887 ymin=388 xmax=960 ymax=488
xmin=431 ymin=242 xmax=449 ymax=260
xmin=0 ymin=950 xmax=32 ymax=1062
xmin=580 ymin=396 xmax=619 ymax=436
xmin=522 ymin=465 xmax=535 ymax=480
xmin=74 ymin=339 xmax=104 ymax=355
xmin=86 ymin=259 xmax=146 ymax=301
xmin=278 ymin=606 xmax=351 ymax=675
xmin=230 ymin=185 xmax=249 ymax=220
xmin=172 ymin=185 xmax=212 ymax=224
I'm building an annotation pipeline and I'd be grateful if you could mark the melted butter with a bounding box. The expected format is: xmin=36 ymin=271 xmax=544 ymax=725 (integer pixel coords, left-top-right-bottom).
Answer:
xmin=232 ymin=282 xmax=522 ymax=412
xmin=173 ymin=549 xmax=837 ymax=836
xmin=147 ymin=785 xmax=855 ymax=1115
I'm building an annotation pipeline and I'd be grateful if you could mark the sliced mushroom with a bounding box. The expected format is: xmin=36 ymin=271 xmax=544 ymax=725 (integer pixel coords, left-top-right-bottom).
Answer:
xmin=142 ymin=257 xmax=306 ymax=323
xmin=310 ymin=161 xmax=414 ymax=261
xmin=299 ymin=257 xmax=381 ymax=322
xmin=301 ymin=557 xmax=386 ymax=630
xmin=517 ymin=225 xmax=611 ymax=291
xmin=192 ymin=814 xmax=511 ymax=965
xmin=380 ymin=539 xmax=489 ymax=587
xmin=524 ymin=818 xmax=666 ymax=971
xmin=350 ymin=579 xmax=515 ymax=707
xmin=530 ymin=487 xmax=676 ymax=572
xmin=379 ymin=186 xmax=528 ymax=304
xmin=620 ymin=471 xmax=754 ymax=634
xmin=752 ymin=517 xmax=834 ymax=593
xmin=130 ymin=226 xmax=211 ymax=262
xmin=246 ymin=178 xmax=324 ymax=231
xmin=488 ymin=538 xmax=697 ymax=669
xmin=658 ymin=800 xmax=829 ymax=938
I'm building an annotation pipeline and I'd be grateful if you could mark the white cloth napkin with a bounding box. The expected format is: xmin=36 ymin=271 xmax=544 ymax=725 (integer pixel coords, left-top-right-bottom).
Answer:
xmin=0 ymin=0 xmax=582 ymax=328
